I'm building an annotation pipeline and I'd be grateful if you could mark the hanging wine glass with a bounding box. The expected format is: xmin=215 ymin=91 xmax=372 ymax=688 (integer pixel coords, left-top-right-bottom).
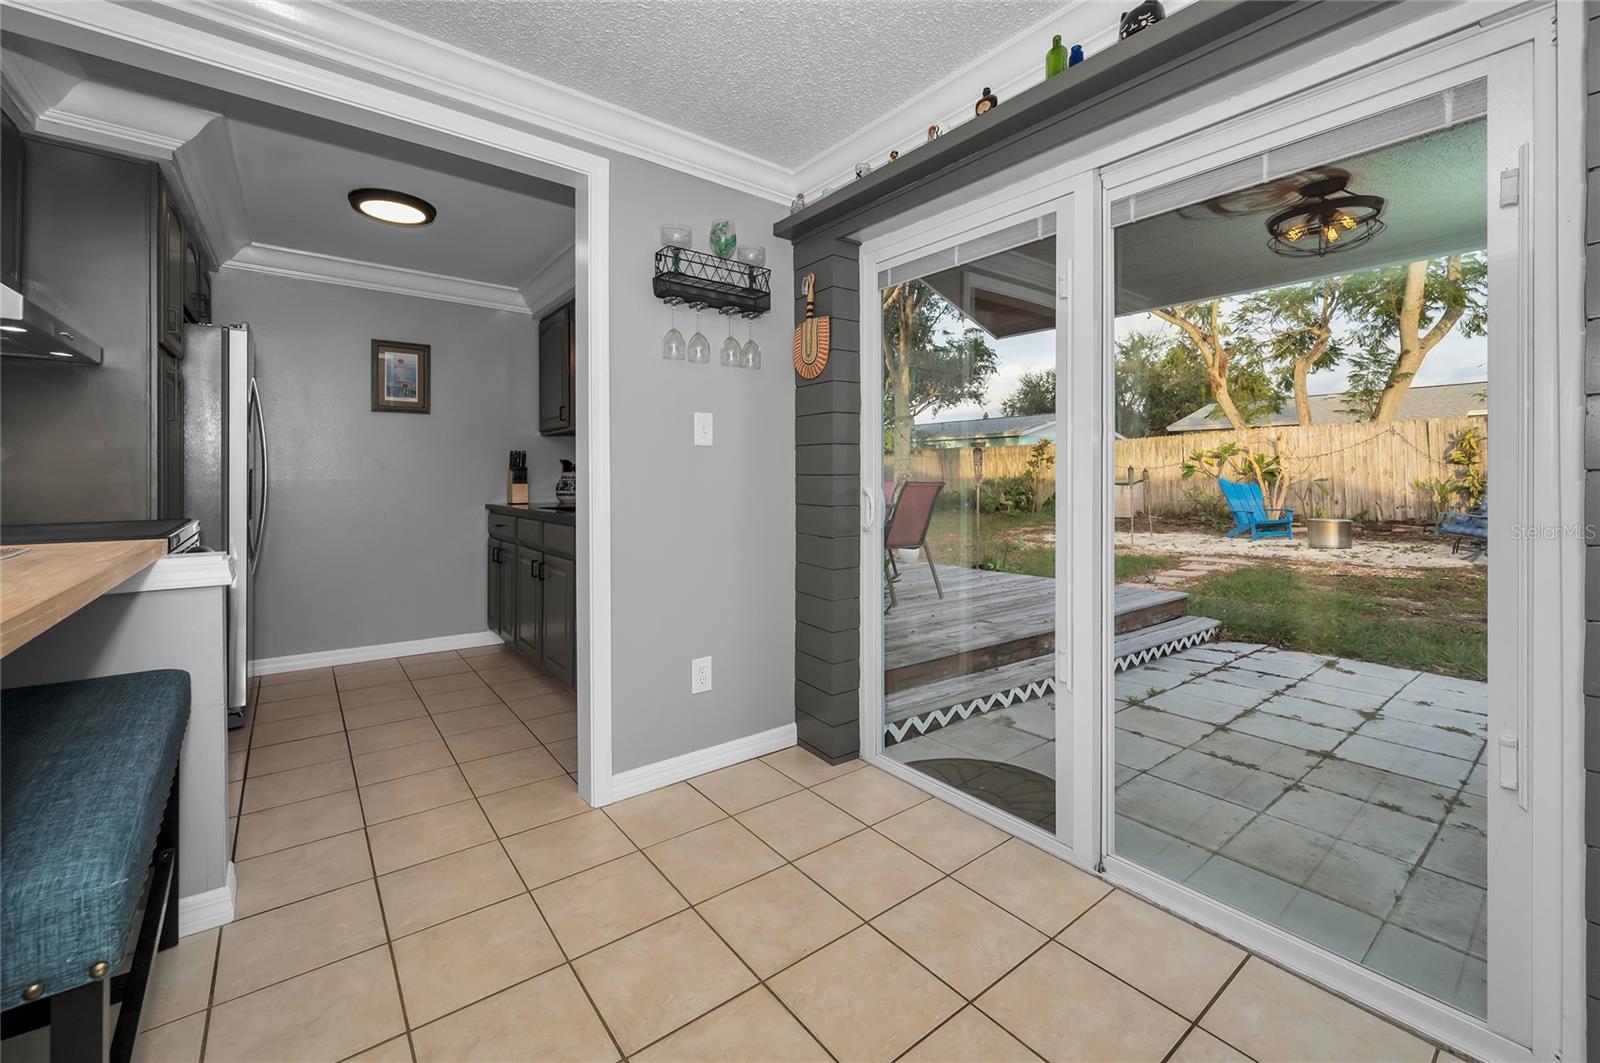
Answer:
xmin=661 ymin=304 xmax=686 ymax=361
xmin=720 ymin=312 xmax=742 ymax=366
xmin=686 ymin=309 xmax=711 ymax=364
xmin=741 ymin=318 xmax=762 ymax=369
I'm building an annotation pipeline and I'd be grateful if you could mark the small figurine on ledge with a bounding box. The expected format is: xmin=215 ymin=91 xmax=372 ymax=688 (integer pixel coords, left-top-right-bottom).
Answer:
xmin=888 ymin=150 xmax=899 ymax=163
xmin=975 ymin=86 xmax=999 ymax=116
xmin=1046 ymin=34 xmax=1067 ymax=79
xmin=927 ymin=124 xmax=941 ymax=142
xmin=1119 ymin=0 xmax=1164 ymax=39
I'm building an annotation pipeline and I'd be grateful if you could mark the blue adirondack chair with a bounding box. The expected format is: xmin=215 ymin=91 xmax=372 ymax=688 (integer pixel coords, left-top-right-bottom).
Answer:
xmin=1218 ymin=477 xmax=1295 ymax=539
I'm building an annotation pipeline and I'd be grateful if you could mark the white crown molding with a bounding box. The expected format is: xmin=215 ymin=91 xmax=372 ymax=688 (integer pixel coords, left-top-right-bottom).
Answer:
xmin=519 ymin=241 xmax=576 ymax=319
xmin=169 ymin=116 xmax=251 ymax=267
xmin=0 ymin=37 xmax=80 ymax=125
xmin=223 ymin=243 xmax=533 ymax=314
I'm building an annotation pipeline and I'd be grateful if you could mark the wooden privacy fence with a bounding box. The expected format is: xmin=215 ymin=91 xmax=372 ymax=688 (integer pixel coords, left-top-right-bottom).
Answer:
xmin=894 ymin=415 xmax=1487 ymax=522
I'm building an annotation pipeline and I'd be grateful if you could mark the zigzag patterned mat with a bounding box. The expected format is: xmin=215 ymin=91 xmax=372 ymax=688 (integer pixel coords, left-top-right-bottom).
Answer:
xmin=883 ymin=624 xmax=1218 ymax=746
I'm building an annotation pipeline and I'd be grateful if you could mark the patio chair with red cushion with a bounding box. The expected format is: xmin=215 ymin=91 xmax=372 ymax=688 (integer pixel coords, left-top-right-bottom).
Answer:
xmin=885 ymin=480 xmax=944 ymax=608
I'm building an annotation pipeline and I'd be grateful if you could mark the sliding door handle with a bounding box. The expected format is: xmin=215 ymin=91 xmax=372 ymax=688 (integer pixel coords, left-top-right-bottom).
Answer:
xmin=860 ymin=487 xmax=875 ymax=533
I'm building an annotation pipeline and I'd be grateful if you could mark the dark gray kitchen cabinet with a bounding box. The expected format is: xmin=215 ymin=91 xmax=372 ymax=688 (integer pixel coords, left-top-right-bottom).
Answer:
xmin=157 ymin=179 xmax=186 ymax=357
xmin=183 ymin=237 xmax=210 ymax=324
xmin=157 ymin=350 xmax=183 ymax=519
xmin=485 ymin=507 xmax=575 ymax=689
xmin=538 ymin=300 xmax=574 ymax=437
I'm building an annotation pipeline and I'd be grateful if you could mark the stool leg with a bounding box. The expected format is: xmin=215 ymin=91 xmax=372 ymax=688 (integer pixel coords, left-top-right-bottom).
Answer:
xmin=159 ymin=770 xmax=180 ymax=951
xmin=51 ymin=980 xmax=109 ymax=1063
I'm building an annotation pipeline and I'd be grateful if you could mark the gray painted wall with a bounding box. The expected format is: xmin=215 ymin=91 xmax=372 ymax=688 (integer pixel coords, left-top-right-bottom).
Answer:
xmin=211 ymin=269 xmax=573 ymax=660
xmin=1585 ymin=8 xmax=1598 ymax=1053
xmin=605 ymin=158 xmax=796 ymax=774
xmin=1 ymin=141 xmax=155 ymax=523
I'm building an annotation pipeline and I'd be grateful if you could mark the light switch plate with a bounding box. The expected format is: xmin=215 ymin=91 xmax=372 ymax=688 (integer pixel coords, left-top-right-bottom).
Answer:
xmin=693 ymin=412 xmax=714 ymax=447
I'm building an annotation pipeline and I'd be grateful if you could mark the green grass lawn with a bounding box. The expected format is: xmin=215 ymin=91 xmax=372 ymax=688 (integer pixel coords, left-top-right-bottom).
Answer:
xmin=1185 ymin=565 xmax=1487 ymax=679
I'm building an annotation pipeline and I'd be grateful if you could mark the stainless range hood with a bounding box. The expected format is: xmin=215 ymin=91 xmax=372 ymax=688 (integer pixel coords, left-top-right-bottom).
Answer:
xmin=1 ymin=112 xmax=103 ymax=365
xmin=1 ymin=283 xmax=104 ymax=364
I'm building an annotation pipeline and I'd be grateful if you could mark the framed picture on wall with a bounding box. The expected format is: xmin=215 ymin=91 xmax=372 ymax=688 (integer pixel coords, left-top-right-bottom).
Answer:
xmin=371 ymin=339 xmax=430 ymax=413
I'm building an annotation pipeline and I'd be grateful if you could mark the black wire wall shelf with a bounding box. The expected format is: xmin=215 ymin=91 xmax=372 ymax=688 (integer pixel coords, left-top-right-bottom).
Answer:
xmin=653 ymin=246 xmax=771 ymax=318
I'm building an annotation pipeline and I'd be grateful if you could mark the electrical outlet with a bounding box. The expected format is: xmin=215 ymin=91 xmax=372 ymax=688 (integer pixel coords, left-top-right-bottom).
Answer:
xmin=693 ymin=411 xmax=714 ymax=447
xmin=691 ymin=656 xmax=712 ymax=694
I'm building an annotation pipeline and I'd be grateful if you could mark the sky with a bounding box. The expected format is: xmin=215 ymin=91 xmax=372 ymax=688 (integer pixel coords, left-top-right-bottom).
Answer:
xmin=924 ymin=307 xmax=1490 ymax=424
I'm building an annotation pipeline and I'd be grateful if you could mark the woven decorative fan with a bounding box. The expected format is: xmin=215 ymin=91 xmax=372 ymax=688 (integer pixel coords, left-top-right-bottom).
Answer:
xmin=793 ymin=272 xmax=830 ymax=379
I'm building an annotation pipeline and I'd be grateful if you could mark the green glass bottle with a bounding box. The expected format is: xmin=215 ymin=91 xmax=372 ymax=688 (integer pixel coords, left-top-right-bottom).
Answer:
xmin=1045 ymin=34 xmax=1068 ymax=78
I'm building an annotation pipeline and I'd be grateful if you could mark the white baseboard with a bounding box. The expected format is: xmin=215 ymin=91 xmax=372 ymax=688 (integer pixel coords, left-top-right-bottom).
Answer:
xmin=607 ymin=723 xmax=797 ymax=803
xmin=179 ymin=862 xmax=235 ymax=937
xmin=250 ymin=631 xmax=502 ymax=676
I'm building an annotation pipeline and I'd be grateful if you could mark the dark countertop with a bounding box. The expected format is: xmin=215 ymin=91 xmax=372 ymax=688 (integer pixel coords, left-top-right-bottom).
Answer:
xmin=486 ymin=502 xmax=575 ymax=525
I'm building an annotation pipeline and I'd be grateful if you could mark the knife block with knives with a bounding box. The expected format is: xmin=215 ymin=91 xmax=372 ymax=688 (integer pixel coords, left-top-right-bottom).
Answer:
xmin=507 ymin=450 xmax=529 ymax=505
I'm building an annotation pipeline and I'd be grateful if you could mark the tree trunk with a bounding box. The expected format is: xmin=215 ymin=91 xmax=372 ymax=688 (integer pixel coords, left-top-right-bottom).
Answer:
xmin=1154 ymin=302 xmax=1247 ymax=430
xmin=1373 ymin=257 xmax=1464 ymax=423
xmin=892 ymin=337 xmax=913 ymax=478
xmin=1292 ymin=358 xmax=1312 ymax=425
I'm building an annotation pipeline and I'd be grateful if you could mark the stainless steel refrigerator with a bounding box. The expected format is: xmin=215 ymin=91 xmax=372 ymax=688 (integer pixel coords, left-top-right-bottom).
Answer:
xmin=182 ymin=323 xmax=268 ymax=723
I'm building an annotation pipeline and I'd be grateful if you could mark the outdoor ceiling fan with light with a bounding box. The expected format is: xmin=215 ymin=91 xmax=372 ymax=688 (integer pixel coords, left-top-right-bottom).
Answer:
xmin=1265 ymin=175 xmax=1386 ymax=257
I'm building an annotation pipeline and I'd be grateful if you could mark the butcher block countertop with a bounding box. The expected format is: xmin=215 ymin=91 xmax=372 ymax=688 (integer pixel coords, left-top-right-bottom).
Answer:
xmin=0 ymin=539 xmax=167 ymax=657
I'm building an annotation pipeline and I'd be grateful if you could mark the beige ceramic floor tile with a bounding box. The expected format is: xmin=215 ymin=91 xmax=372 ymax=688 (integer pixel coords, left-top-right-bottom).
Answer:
xmin=492 ymin=676 xmax=564 ymax=700
xmin=1169 ymin=1028 xmax=1255 ymax=1063
xmin=262 ymin=666 xmax=333 ymax=686
xmin=203 ymin=947 xmax=404 ymax=1062
xmin=527 ymin=712 xmax=578 ymax=744
xmin=874 ymin=879 xmax=1046 ymax=997
xmin=429 ymin=703 xmax=519 ymax=737
xmin=352 ymin=737 xmax=456 ymax=786
xmin=346 ymin=716 xmax=441 ymax=756
xmin=240 ymin=758 xmax=355 ymax=814
xmin=410 ymin=965 xmax=618 ymax=1063
xmin=1060 ymin=889 xmax=1244 ymax=1019
xmin=335 ymin=665 xmax=409 ymax=691
xmin=132 ymin=1012 xmax=204 ymax=1063
xmin=359 ymin=765 xmax=472 ymax=824
xmin=505 ymin=690 xmax=574 ymax=721
xmin=229 ymin=750 xmax=245 ymax=783
xmin=977 ymin=942 xmax=1189 ymax=1062
xmin=736 ymin=790 xmax=863 ymax=860
xmin=213 ymin=881 xmax=387 ymax=1002
xmin=479 ymin=775 xmax=591 ymax=836
xmin=366 ymin=799 xmax=495 ymax=875
xmin=333 ymin=657 xmax=401 ymax=677
xmin=249 ymin=711 xmax=344 ymax=749
xmin=443 ymin=721 xmax=539 ymax=763
xmin=234 ymin=830 xmax=372 ymax=918
xmin=688 ymin=759 xmax=802 ymax=815
xmin=461 ymin=745 xmax=565 ymax=795
xmin=633 ymin=986 xmax=828 ymax=1063
xmin=900 ymin=1007 xmax=1039 ymax=1063
xmin=460 ymin=642 xmax=519 ymax=660
xmin=875 ymin=798 xmax=1008 ymax=872
xmin=605 ymin=782 xmax=726 ymax=848
xmin=412 ymin=671 xmax=487 ymax=696
xmin=471 ymin=660 xmax=544 ymax=685
xmin=769 ymin=926 xmax=962 ymax=1063
xmin=501 ymin=809 xmax=636 ymax=889
xmin=695 ymin=865 xmax=860 ymax=979
xmin=644 ymin=818 xmax=784 ymax=903
xmin=340 ymin=681 xmax=420 ymax=710
xmin=795 ymin=829 xmax=941 ymax=919
xmin=235 ymin=790 xmax=365 ymax=859
xmin=421 ymin=686 xmax=504 ymax=714
xmin=229 ymin=780 xmax=243 ymax=818
xmin=378 ymin=841 xmax=525 ymax=938
xmin=257 ymin=676 xmax=336 ymax=702
xmin=138 ymin=928 xmax=218 ymax=1030
xmin=400 ymin=655 xmax=472 ymax=681
xmin=342 ymin=1036 xmax=415 ymax=1062
xmin=391 ymin=894 xmax=564 ymax=1027
xmin=811 ymin=766 xmax=930 ymax=824
xmin=533 ymin=851 xmax=685 ymax=956
xmin=546 ymin=738 xmax=579 ymax=772
xmin=246 ymin=732 xmax=349 ymax=778
xmin=953 ymin=838 xmax=1112 ymax=935
xmin=1201 ymin=959 xmax=1434 ymax=1063
xmin=251 ymin=692 xmax=341 ymax=724
xmin=340 ymin=697 xmax=427 ymax=731
xmin=573 ymin=910 xmax=756 ymax=1055
xmin=761 ymin=746 xmax=866 ymax=787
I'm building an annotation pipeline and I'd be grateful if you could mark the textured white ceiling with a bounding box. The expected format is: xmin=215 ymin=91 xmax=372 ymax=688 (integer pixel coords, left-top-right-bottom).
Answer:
xmin=226 ymin=118 xmax=574 ymax=287
xmin=344 ymin=0 xmax=1062 ymax=168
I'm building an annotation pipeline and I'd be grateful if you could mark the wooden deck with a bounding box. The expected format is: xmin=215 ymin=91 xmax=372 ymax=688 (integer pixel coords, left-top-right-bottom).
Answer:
xmin=884 ymin=565 xmax=1191 ymax=691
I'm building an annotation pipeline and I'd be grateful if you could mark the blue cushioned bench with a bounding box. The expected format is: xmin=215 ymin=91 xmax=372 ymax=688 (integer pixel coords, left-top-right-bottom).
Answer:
xmin=1 ymin=670 xmax=189 ymax=1063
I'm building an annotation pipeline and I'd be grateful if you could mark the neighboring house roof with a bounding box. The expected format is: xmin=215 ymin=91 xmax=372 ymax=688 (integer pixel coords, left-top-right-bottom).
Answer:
xmin=914 ymin=414 xmax=1056 ymax=444
xmin=1164 ymin=381 xmax=1488 ymax=433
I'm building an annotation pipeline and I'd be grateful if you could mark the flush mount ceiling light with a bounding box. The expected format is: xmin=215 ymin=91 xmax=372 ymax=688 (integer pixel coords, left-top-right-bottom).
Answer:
xmin=348 ymin=188 xmax=436 ymax=226
xmin=1265 ymin=175 xmax=1385 ymax=257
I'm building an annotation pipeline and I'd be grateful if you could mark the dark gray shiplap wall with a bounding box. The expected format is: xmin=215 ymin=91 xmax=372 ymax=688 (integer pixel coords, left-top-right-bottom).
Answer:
xmin=794 ymin=236 xmax=863 ymax=762
xmin=1586 ymin=9 xmax=1598 ymax=1056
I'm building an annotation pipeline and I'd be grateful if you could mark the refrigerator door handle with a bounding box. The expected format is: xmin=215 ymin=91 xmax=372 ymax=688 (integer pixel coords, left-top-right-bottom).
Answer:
xmin=248 ymin=378 xmax=269 ymax=574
